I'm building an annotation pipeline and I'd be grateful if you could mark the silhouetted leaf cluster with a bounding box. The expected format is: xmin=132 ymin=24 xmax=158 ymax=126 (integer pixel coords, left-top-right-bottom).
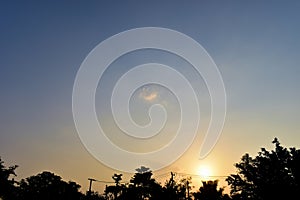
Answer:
xmin=193 ymin=180 xmax=230 ymax=200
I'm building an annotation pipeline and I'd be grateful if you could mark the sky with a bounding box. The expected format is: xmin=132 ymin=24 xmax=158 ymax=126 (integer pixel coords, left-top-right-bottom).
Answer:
xmin=1 ymin=0 xmax=300 ymax=192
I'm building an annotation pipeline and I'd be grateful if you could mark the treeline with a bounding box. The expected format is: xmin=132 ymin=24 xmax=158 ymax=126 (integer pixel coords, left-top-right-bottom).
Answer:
xmin=1 ymin=138 xmax=300 ymax=200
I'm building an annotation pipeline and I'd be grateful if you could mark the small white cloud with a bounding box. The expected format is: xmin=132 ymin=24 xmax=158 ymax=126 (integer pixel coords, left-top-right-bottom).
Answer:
xmin=143 ymin=92 xmax=157 ymax=101
xmin=139 ymin=86 xmax=158 ymax=102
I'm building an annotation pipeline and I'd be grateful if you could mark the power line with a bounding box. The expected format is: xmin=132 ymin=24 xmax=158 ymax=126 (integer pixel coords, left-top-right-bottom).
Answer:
xmin=88 ymin=178 xmax=116 ymax=184
xmin=87 ymin=177 xmax=130 ymax=195
xmin=175 ymin=172 xmax=228 ymax=178
xmin=154 ymin=172 xmax=228 ymax=179
xmin=87 ymin=171 xmax=229 ymax=193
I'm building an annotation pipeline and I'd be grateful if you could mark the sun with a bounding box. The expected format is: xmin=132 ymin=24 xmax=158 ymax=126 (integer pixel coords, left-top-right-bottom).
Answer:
xmin=197 ymin=165 xmax=212 ymax=179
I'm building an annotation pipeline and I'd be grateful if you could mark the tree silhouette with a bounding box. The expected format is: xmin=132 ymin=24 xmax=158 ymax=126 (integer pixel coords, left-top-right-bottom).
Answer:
xmin=127 ymin=167 xmax=163 ymax=200
xmin=18 ymin=171 xmax=83 ymax=200
xmin=226 ymin=138 xmax=300 ymax=200
xmin=160 ymin=172 xmax=193 ymax=200
xmin=162 ymin=172 xmax=184 ymax=200
xmin=105 ymin=166 xmax=163 ymax=200
xmin=193 ymin=180 xmax=230 ymax=200
xmin=0 ymin=157 xmax=18 ymax=200
xmin=112 ymin=174 xmax=123 ymax=186
xmin=105 ymin=174 xmax=124 ymax=200
xmin=87 ymin=191 xmax=106 ymax=200
xmin=178 ymin=176 xmax=193 ymax=200
xmin=289 ymin=146 xmax=300 ymax=188
xmin=135 ymin=166 xmax=150 ymax=174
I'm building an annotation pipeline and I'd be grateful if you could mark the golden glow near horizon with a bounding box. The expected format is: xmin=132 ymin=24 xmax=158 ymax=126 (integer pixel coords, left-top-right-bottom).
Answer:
xmin=197 ymin=165 xmax=212 ymax=180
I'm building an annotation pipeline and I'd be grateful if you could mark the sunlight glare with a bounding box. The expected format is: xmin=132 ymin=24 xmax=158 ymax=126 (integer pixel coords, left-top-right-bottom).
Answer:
xmin=198 ymin=165 xmax=212 ymax=179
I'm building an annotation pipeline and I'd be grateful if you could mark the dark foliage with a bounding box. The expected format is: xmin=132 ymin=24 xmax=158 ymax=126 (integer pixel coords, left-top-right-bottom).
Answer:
xmin=193 ymin=180 xmax=230 ymax=200
xmin=18 ymin=171 xmax=83 ymax=200
xmin=161 ymin=172 xmax=189 ymax=200
xmin=105 ymin=166 xmax=163 ymax=200
xmin=226 ymin=138 xmax=300 ymax=200
xmin=0 ymin=157 xmax=18 ymax=200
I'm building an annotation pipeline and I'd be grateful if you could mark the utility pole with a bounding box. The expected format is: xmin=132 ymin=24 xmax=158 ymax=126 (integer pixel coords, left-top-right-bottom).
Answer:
xmin=186 ymin=180 xmax=190 ymax=200
xmin=88 ymin=178 xmax=96 ymax=197
xmin=170 ymin=172 xmax=175 ymax=185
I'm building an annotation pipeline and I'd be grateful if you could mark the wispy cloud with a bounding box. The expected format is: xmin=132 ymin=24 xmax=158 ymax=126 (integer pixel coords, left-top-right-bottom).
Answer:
xmin=139 ymin=86 xmax=159 ymax=102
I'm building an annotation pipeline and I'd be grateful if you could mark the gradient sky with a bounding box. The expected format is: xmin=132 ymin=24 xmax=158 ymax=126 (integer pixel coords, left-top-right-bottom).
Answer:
xmin=1 ymin=1 xmax=300 ymax=192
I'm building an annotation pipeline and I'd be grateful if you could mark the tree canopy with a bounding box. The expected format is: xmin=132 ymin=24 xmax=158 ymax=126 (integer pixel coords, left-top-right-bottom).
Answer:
xmin=193 ymin=180 xmax=230 ymax=200
xmin=226 ymin=138 xmax=300 ymax=200
xmin=18 ymin=171 xmax=83 ymax=200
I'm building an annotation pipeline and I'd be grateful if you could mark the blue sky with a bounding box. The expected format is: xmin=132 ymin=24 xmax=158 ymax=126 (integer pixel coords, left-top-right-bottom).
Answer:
xmin=1 ymin=1 xmax=300 ymax=192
